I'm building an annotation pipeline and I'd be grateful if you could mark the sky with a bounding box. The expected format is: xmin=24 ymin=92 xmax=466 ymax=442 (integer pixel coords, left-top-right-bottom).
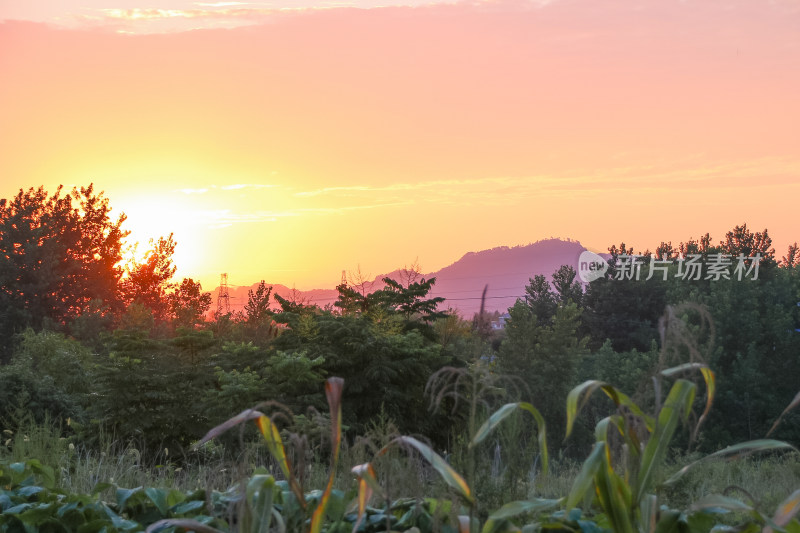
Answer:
xmin=1 ymin=0 xmax=798 ymax=291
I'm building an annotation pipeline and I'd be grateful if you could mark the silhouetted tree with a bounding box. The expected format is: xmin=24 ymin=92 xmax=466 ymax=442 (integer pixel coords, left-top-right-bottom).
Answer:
xmin=169 ymin=277 xmax=212 ymax=329
xmin=0 ymin=185 xmax=127 ymax=360
xmin=121 ymin=233 xmax=177 ymax=322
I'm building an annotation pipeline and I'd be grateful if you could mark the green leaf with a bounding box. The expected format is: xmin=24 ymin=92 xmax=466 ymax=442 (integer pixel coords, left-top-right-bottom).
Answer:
xmin=102 ymin=502 xmax=140 ymax=530
xmin=18 ymin=503 xmax=56 ymax=526
xmin=255 ymin=414 xmax=304 ymax=507
xmin=3 ymin=503 xmax=33 ymax=515
xmin=636 ymin=379 xmax=696 ymax=503
xmin=351 ymin=462 xmax=379 ymax=533
xmin=566 ymin=380 xmax=652 ymax=439
xmin=594 ymin=450 xmax=634 ymax=533
xmin=661 ymin=363 xmax=716 ymax=443
xmin=27 ymin=460 xmax=55 ymax=489
xmin=665 ymin=440 xmax=799 ymax=486
xmin=471 ymin=402 xmax=549 ymax=476
xmin=245 ymin=474 xmax=275 ymax=533
xmin=92 ymin=482 xmax=113 ymax=496
xmin=488 ymin=499 xmax=561 ymax=521
xmin=767 ymin=390 xmax=800 ymax=437
xmin=145 ymin=518 xmax=225 ymax=533
xmin=145 ymin=487 xmax=170 ymax=516
xmin=116 ymin=486 xmax=143 ymax=509
xmin=640 ymin=494 xmax=658 ymax=533
xmin=194 ymin=407 xmax=266 ymax=448
xmin=310 ymin=377 xmax=344 ymax=533
xmin=689 ymin=494 xmax=754 ymax=513
xmin=772 ymin=489 xmax=800 ymax=529
xmin=383 ymin=436 xmax=473 ymax=504
xmin=172 ymin=500 xmax=205 ymax=515
xmin=565 ymin=442 xmax=605 ymax=512
xmin=654 ymin=509 xmax=681 ymax=533
xmin=17 ymin=485 xmax=45 ymax=498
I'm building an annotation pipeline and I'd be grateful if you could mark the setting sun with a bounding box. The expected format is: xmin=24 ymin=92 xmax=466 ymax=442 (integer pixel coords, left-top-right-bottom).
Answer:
xmin=2 ymin=0 xmax=799 ymax=292
xmin=1 ymin=2 xmax=799 ymax=527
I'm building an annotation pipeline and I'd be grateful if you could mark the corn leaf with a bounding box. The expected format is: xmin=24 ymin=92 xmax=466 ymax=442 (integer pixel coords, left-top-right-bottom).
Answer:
xmin=767 ymin=489 xmax=800 ymax=533
xmin=145 ymin=519 xmax=224 ymax=533
xmin=664 ymin=439 xmax=798 ymax=486
xmin=766 ymin=390 xmax=800 ymax=438
xmin=565 ymin=441 xmax=605 ymax=512
xmin=636 ymin=379 xmax=695 ymax=504
xmin=694 ymin=366 xmax=716 ymax=443
xmin=595 ymin=459 xmax=635 ymax=533
xmin=310 ymin=377 xmax=344 ymax=533
xmin=661 ymin=363 xmax=716 ymax=444
xmin=487 ymin=498 xmax=561 ymax=521
xmin=470 ymin=402 xmax=548 ymax=476
xmin=351 ymin=473 xmax=374 ymax=533
xmin=255 ymin=415 xmax=305 ymax=508
xmin=383 ymin=436 xmax=473 ymax=504
xmin=566 ymin=381 xmax=653 ymax=439
xmin=590 ymin=420 xmax=634 ymax=533
xmin=194 ymin=408 xmax=265 ymax=448
xmin=245 ymin=474 xmax=275 ymax=533
xmin=640 ymin=494 xmax=658 ymax=533
xmin=690 ymin=494 xmax=754 ymax=513
xmin=352 ymin=462 xmax=382 ymax=498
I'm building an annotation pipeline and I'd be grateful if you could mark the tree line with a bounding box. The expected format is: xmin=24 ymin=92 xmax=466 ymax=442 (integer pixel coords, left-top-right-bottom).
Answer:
xmin=1 ymin=184 xmax=798 ymax=461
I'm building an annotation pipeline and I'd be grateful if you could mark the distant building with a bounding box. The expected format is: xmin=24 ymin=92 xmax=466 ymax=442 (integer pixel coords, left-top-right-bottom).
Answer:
xmin=491 ymin=312 xmax=511 ymax=330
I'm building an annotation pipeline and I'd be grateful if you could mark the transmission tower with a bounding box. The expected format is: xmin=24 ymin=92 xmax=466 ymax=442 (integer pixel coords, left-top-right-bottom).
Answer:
xmin=217 ymin=273 xmax=231 ymax=315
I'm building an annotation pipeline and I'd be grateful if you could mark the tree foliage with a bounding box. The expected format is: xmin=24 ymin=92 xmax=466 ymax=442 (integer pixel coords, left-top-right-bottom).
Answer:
xmin=0 ymin=185 xmax=127 ymax=359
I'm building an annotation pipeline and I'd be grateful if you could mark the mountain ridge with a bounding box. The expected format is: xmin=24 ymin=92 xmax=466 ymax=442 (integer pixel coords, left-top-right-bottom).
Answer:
xmin=209 ymin=238 xmax=594 ymax=317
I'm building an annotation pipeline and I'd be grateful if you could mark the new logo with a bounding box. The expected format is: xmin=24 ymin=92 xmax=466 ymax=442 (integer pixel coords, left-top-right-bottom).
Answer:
xmin=578 ymin=250 xmax=608 ymax=282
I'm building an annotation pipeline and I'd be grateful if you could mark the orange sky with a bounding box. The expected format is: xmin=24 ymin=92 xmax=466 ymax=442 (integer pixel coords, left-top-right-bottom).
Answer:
xmin=1 ymin=0 xmax=798 ymax=291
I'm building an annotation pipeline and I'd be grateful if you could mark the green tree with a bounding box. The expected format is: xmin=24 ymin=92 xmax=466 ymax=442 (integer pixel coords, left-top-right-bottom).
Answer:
xmin=121 ymin=233 xmax=177 ymax=323
xmin=0 ymin=185 xmax=128 ymax=359
xmin=243 ymin=281 xmax=277 ymax=344
xmin=551 ymin=265 xmax=583 ymax=306
xmin=782 ymin=242 xmax=800 ymax=268
xmin=0 ymin=330 xmax=92 ymax=428
xmin=522 ymin=274 xmax=557 ymax=324
xmin=169 ymin=277 xmax=212 ymax=329
xmin=498 ymin=299 xmax=586 ymax=442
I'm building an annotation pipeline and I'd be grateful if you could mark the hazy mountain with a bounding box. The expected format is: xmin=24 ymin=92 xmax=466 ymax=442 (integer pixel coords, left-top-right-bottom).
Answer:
xmin=210 ymin=238 xmax=595 ymax=318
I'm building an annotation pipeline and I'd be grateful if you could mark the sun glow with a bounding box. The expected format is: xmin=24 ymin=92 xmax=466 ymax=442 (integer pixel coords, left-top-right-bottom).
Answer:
xmin=116 ymin=194 xmax=209 ymax=285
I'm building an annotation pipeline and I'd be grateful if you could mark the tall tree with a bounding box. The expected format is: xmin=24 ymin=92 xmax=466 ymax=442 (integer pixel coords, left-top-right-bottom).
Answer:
xmin=552 ymin=265 xmax=583 ymax=306
xmin=782 ymin=242 xmax=800 ymax=268
xmin=243 ymin=281 xmax=277 ymax=344
xmin=719 ymin=223 xmax=775 ymax=260
xmin=0 ymin=185 xmax=127 ymax=359
xmin=522 ymin=274 xmax=557 ymax=324
xmin=169 ymin=277 xmax=212 ymax=329
xmin=121 ymin=233 xmax=177 ymax=322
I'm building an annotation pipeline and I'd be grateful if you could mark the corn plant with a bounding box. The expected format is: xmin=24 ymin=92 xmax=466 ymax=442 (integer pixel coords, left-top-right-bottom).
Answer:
xmin=474 ymin=362 xmax=799 ymax=533
xmin=146 ymin=377 xmax=473 ymax=533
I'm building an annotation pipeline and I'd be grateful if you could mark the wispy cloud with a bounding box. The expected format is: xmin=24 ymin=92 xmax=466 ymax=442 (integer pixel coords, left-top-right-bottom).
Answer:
xmin=70 ymin=4 xmax=347 ymax=33
xmin=290 ymin=156 xmax=800 ymax=207
xmin=196 ymin=2 xmax=253 ymax=6
xmin=220 ymin=183 xmax=278 ymax=190
xmin=197 ymin=200 xmax=412 ymax=227
xmin=175 ymin=184 xmax=278 ymax=195
xmin=294 ymin=177 xmax=555 ymax=197
xmin=97 ymin=7 xmax=274 ymax=21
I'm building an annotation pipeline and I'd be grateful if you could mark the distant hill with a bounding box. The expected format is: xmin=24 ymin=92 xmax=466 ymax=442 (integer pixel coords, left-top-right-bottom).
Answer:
xmin=424 ymin=238 xmax=590 ymax=316
xmin=209 ymin=238 xmax=595 ymax=318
